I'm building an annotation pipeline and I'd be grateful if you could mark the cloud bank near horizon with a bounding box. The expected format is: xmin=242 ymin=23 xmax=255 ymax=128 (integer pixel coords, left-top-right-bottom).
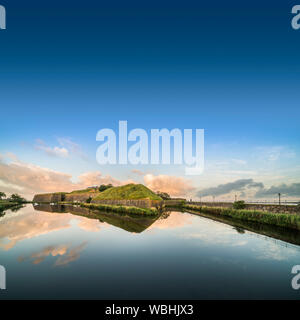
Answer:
xmin=0 ymin=153 xmax=194 ymax=199
xmin=0 ymin=154 xmax=130 ymax=199
xmin=196 ymin=179 xmax=300 ymax=199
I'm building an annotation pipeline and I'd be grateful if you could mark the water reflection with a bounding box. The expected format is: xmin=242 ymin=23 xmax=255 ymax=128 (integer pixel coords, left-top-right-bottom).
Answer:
xmin=180 ymin=208 xmax=300 ymax=246
xmin=0 ymin=204 xmax=24 ymax=217
xmin=0 ymin=205 xmax=102 ymax=251
xmin=18 ymin=242 xmax=88 ymax=266
xmin=1 ymin=205 xmax=300 ymax=299
xmin=34 ymin=204 xmax=160 ymax=233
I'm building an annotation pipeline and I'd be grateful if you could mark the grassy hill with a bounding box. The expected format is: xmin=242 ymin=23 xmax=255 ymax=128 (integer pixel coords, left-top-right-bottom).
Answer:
xmin=69 ymin=188 xmax=98 ymax=194
xmin=92 ymin=184 xmax=162 ymax=201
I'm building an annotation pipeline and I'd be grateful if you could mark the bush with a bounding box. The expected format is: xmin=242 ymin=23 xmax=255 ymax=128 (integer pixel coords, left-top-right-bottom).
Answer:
xmin=156 ymin=191 xmax=171 ymax=200
xmin=99 ymin=184 xmax=113 ymax=192
xmin=86 ymin=197 xmax=92 ymax=203
xmin=9 ymin=194 xmax=26 ymax=203
xmin=233 ymin=200 xmax=246 ymax=210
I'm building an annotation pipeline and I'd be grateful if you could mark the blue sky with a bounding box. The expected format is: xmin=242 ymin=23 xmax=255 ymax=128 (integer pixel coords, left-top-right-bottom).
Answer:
xmin=0 ymin=0 xmax=299 ymax=200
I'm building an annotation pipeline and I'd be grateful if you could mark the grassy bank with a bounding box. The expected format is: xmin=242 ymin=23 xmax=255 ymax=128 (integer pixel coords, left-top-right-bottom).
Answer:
xmin=182 ymin=204 xmax=300 ymax=231
xmin=81 ymin=203 xmax=158 ymax=216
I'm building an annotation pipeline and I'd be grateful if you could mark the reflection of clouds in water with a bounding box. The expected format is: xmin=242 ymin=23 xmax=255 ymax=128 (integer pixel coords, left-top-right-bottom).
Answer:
xmin=19 ymin=245 xmax=68 ymax=264
xmin=181 ymin=218 xmax=248 ymax=247
xmin=55 ymin=242 xmax=87 ymax=266
xmin=148 ymin=212 xmax=193 ymax=231
xmin=18 ymin=242 xmax=88 ymax=266
xmin=252 ymin=242 xmax=300 ymax=261
xmin=77 ymin=219 xmax=102 ymax=233
xmin=0 ymin=207 xmax=102 ymax=250
xmin=180 ymin=215 xmax=300 ymax=261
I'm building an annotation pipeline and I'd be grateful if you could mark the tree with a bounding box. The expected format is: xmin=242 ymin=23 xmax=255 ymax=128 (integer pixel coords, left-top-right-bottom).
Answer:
xmin=99 ymin=184 xmax=113 ymax=192
xmin=86 ymin=196 xmax=92 ymax=203
xmin=9 ymin=194 xmax=26 ymax=203
xmin=0 ymin=192 xmax=6 ymax=200
xmin=156 ymin=191 xmax=171 ymax=200
xmin=233 ymin=200 xmax=246 ymax=210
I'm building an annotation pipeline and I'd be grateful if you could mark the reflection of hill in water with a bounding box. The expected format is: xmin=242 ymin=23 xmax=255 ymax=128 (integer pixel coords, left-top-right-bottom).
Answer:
xmin=33 ymin=204 xmax=159 ymax=233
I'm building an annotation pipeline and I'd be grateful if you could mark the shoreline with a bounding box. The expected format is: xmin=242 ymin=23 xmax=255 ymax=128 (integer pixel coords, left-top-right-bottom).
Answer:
xmin=180 ymin=204 xmax=300 ymax=231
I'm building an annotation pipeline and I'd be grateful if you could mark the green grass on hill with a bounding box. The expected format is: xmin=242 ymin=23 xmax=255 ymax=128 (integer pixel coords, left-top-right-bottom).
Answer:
xmin=92 ymin=184 xmax=162 ymax=201
xmin=69 ymin=188 xmax=98 ymax=194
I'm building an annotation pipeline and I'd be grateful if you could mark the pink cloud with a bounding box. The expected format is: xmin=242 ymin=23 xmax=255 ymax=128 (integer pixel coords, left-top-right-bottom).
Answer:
xmin=143 ymin=174 xmax=195 ymax=197
xmin=131 ymin=169 xmax=144 ymax=176
xmin=0 ymin=153 xmax=193 ymax=200
xmin=0 ymin=153 xmax=137 ymax=199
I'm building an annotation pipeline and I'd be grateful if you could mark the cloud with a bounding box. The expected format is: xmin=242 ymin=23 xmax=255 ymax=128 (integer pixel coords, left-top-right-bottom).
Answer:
xmin=144 ymin=174 xmax=195 ymax=197
xmin=0 ymin=153 xmax=133 ymax=199
xmin=256 ymin=146 xmax=296 ymax=162
xmin=35 ymin=139 xmax=69 ymax=158
xmin=35 ymin=138 xmax=88 ymax=160
xmin=57 ymin=137 xmax=88 ymax=160
xmin=255 ymin=183 xmax=300 ymax=198
xmin=77 ymin=171 xmax=125 ymax=187
xmin=196 ymin=179 xmax=264 ymax=198
xmin=131 ymin=169 xmax=144 ymax=176
xmin=0 ymin=155 xmax=75 ymax=198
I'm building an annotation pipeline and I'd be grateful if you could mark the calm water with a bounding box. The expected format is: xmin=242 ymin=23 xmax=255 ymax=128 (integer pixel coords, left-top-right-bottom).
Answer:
xmin=0 ymin=204 xmax=300 ymax=300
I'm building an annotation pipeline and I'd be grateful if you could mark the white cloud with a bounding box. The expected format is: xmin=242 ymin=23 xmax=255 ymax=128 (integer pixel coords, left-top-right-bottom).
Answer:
xmin=35 ymin=139 xmax=69 ymax=158
xmin=255 ymin=146 xmax=296 ymax=162
xmin=35 ymin=137 xmax=88 ymax=160
xmin=57 ymin=137 xmax=88 ymax=160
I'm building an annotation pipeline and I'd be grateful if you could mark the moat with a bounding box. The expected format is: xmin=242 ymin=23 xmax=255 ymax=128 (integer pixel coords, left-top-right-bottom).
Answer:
xmin=0 ymin=204 xmax=300 ymax=299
